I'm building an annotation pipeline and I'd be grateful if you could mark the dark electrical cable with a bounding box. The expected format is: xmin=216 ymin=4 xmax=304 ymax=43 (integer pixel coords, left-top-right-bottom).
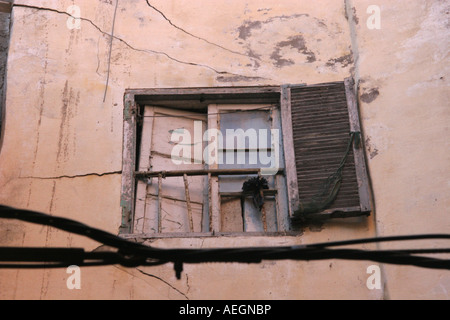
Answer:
xmin=0 ymin=205 xmax=449 ymax=279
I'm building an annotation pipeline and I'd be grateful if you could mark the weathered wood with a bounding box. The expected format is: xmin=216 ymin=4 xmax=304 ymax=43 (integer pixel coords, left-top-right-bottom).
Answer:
xmin=120 ymin=231 xmax=302 ymax=239
xmin=261 ymin=205 xmax=268 ymax=232
xmin=0 ymin=1 xmax=12 ymax=13
xmin=183 ymin=174 xmax=194 ymax=232
xmin=344 ymin=77 xmax=372 ymax=212
xmin=258 ymin=171 xmax=267 ymax=232
xmin=208 ymin=105 xmax=221 ymax=232
xmin=208 ymin=172 xmax=213 ymax=232
xmin=134 ymin=107 xmax=155 ymax=233
xmin=302 ymin=206 xmax=369 ymax=221
xmin=126 ymin=86 xmax=281 ymax=97
xmin=146 ymin=193 xmax=203 ymax=206
xmin=291 ymin=82 xmax=362 ymax=215
xmin=120 ymin=94 xmax=137 ymax=233
xmin=270 ymin=106 xmax=290 ymax=232
xmin=135 ymin=168 xmax=284 ymax=179
xmin=122 ymin=82 xmax=369 ymax=235
xmin=157 ymin=174 xmax=163 ymax=233
xmin=280 ymin=85 xmax=300 ymax=218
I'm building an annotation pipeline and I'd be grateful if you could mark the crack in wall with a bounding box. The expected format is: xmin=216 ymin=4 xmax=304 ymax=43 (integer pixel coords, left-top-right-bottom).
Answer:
xmin=20 ymin=170 xmax=122 ymax=180
xmin=144 ymin=0 xmax=255 ymax=61
xmin=95 ymin=35 xmax=102 ymax=77
xmin=136 ymin=268 xmax=189 ymax=300
xmin=103 ymin=0 xmax=119 ymax=102
xmin=13 ymin=3 xmax=271 ymax=82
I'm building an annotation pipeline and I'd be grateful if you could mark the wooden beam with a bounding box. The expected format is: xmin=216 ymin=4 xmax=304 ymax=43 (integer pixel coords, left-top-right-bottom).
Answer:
xmin=183 ymin=174 xmax=194 ymax=232
xmin=135 ymin=168 xmax=284 ymax=178
xmin=126 ymin=86 xmax=281 ymax=97
xmin=344 ymin=77 xmax=372 ymax=213
xmin=120 ymin=231 xmax=302 ymax=239
xmin=157 ymin=174 xmax=163 ymax=233
xmin=0 ymin=2 xmax=12 ymax=14
xmin=120 ymin=94 xmax=138 ymax=233
xmin=280 ymin=85 xmax=300 ymax=218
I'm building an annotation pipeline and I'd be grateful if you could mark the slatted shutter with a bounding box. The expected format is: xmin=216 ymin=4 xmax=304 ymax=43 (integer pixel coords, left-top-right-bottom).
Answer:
xmin=281 ymin=78 xmax=371 ymax=223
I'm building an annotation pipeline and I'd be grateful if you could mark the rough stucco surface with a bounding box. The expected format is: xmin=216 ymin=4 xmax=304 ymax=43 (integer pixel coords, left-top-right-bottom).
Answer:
xmin=0 ymin=0 xmax=448 ymax=300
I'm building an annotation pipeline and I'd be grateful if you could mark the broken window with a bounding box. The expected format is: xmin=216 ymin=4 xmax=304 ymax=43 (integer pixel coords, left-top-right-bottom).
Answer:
xmin=120 ymin=79 xmax=372 ymax=237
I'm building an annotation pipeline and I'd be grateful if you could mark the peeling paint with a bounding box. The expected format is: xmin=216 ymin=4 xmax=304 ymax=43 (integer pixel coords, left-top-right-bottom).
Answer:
xmin=270 ymin=49 xmax=294 ymax=68
xmin=216 ymin=75 xmax=266 ymax=82
xmin=326 ymin=53 xmax=354 ymax=68
xmin=271 ymin=35 xmax=316 ymax=67
xmin=360 ymin=87 xmax=380 ymax=103
xmin=365 ymin=137 xmax=379 ymax=159
xmin=237 ymin=20 xmax=262 ymax=40
xmin=236 ymin=14 xmax=311 ymax=41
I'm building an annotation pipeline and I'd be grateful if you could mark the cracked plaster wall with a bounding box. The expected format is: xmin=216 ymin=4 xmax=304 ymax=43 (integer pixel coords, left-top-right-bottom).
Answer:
xmin=0 ymin=0 xmax=448 ymax=299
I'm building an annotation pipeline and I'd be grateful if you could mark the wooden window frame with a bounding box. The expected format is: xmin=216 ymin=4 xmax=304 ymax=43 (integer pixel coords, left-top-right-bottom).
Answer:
xmin=120 ymin=79 xmax=372 ymax=235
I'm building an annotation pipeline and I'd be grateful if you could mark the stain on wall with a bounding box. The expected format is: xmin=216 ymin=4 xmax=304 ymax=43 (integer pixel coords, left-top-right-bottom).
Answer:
xmin=326 ymin=52 xmax=354 ymax=69
xmin=360 ymin=87 xmax=380 ymax=103
xmin=271 ymin=35 xmax=316 ymax=67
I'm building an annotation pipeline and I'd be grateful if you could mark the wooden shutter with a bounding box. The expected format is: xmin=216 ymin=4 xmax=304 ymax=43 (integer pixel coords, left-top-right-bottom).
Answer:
xmin=281 ymin=78 xmax=371 ymax=223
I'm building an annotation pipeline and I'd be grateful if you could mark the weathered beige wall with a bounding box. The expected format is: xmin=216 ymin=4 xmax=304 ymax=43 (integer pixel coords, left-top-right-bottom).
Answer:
xmin=350 ymin=0 xmax=450 ymax=299
xmin=0 ymin=0 xmax=448 ymax=300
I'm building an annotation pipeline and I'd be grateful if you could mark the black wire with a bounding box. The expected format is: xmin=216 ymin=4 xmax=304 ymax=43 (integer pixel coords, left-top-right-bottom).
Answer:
xmin=0 ymin=205 xmax=157 ymax=256
xmin=1 ymin=247 xmax=449 ymax=270
xmin=302 ymin=234 xmax=450 ymax=248
xmin=1 ymin=205 xmax=449 ymax=273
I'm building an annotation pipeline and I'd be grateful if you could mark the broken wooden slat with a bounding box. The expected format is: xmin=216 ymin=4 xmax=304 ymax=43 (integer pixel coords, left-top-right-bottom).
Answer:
xmin=146 ymin=193 xmax=203 ymax=206
xmin=258 ymin=171 xmax=267 ymax=232
xmin=135 ymin=168 xmax=284 ymax=178
xmin=183 ymin=174 xmax=194 ymax=232
xmin=208 ymin=172 xmax=213 ymax=232
xmin=158 ymin=174 xmax=163 ymax=233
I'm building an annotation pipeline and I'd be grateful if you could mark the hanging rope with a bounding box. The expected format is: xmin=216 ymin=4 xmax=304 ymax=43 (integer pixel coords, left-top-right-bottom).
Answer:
xmin=292 ymin=132 xmax=358 ymax=223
